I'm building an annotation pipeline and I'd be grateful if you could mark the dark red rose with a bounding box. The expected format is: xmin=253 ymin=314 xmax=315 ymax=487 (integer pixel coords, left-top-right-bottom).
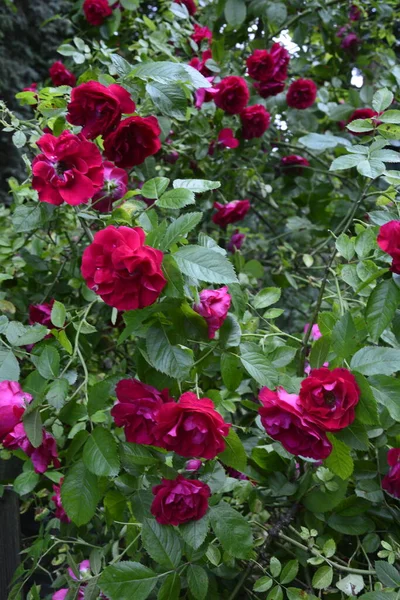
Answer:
xmin=281 ymin=154 xmax=310 ymax=175
xmin=214 ymin=76 xmax=249 ymax=115
xmin=247 ymin=44 xmax=289 ymax=82
xmin=348 ymin=108 xmax=378 ymax=123
xmin=29 ymin=300 xmax=54 ymax=327
xmin=259 ymin=387 xmax=332 ymax=460
xmin=49 ymin=61 xmax=76 ymax=87
xmin=81 ymin=225 xmax=166 ymax=311
xmin=382 ymin=449 xmax=400 ymax=498
xmin=3 ymin=423 xmax=60 ymax=473
xmin=299 ymin=367 xmax=360 ymax=431
xmin=228 ymin=230 xmax=245 ymax=252
xmin=32 ymin=131 xmax=104 ymax=206
xmin=349 ymin=4 xmax=361 ymax=20
xmin=23 ymin=83 xmax=38 ymax=94
xmin=52 ymin=479 xmax=71 ymax=523
xmin=377 ymin=221 xmax=400 ymax=274
xmin=286 ymin=79 xmax=317 ymax=109
xmin=67 ymin=82 xmax=135 ymax=140
xmin=154 ymin=392 xmax=231 ymax=459
xmin=341 ymin=32 xmax=360 ymax=55
xmin=151 ymin=475 xmax=210 ymax=525
xmin=240 ymin=104 xmax=271 ymax=139
xmin=270 ymin=43 xmax=290 ymax=81
xmin=213 ymin=199 xmax=250 ymax=228
xmin=193 ymin=286 xmax=231 ymax=339
xmin=218 ymin=128 xmax=239 ymax=149
xmin=191 ymin=24 xmax=212 ymax=44
xmin=104 ymin=116 xmax=161 ymax=168
xmin=83 ymin=0 xmax=112 ymax=26
xmin=0 ymin=381 xmax=32 ymax=443
xmin=254 ymin=80 xmax=285 ymax=98
xmin=174 ymin=0 xmax=197 ymax=16
xmin=189 ymin=49 xmax=213 ymax=77
xmin=91 ymin=161 xmax=128 ymax=212
xmin=111 ymin=378 xmax=172 ymax=445
xmin=164 ymin=151 xmax=179 ymax=164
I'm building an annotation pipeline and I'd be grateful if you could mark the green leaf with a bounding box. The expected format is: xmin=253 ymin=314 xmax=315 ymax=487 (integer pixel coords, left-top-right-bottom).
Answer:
xmin=221 ymin=352 xmax=243 ymax=391
xmin=187 ymin=565 xmax=208 ymax=600
xmin=369 ymin=375 xmax=400 ymax=421
xmin=266 ymin=3 xmax=287 ymax=26
xmin=12 ymin=131 xmax=26 ymax=148
xmin=350 ymin=347 xmax=400 ymax=375
xmin=372 ymin=88 xmax=394 ymax=112
xmin=61 ymin=460 xmax=100 ymax=526
xmin=303 ymin=477 xmax=348 ymax=513
xmin=12 ymin=204 xmax=54 ymax=233
xmin=240 ymin=344 xmax=277 ymax=387
xmin=309 ymin=336 xmax=331 ymax=368
xmin=375 ymin=561 xmax=400 ymax=587
xmin=366 ymin=280 xmax=400 ymax=342
xmin=325 ymin=435 xmax=354 ymax=480
xmin=280 ymin=560 xmax=299 ymax=585
xmin=354 ymin=372 xmax=380 ymax=425
xmin=132 ymin=61 xmax=211 ymax=89
xmin=254 ymin=577 xmax=273 ymax=592
xmin=6 ymin=322 xmax=48 ymax=347
xmin=330 ymin=154 xmax=361 ymax=171
xmin=270 ymin=557 xmax=282 ymax=577
xmin=141 ymin=519 xmax=182 ymax=568
xmin=335 ymin=232 xmax=355 ymax=260
xmin=173 ymin=179 xmax=221 ymax=193
xmin=357 ymin=159 xmax=386 ymax=179
xmin=23 ymin=409 xmax=43 ymax=448
xmin=99 ymin=561 xmax=157 ymax=600
xmin=379 ymin=110 xmax=400 ymax=124
xmin=146 ymin=82 xmax=187 ymax=120
xmin=179 ymin=516 xmax=209 ymax=550
xmin=218 ymin=428 xmax=247 ymax=471
xmin=331 ymin=312 xmax=357 ymax=359
xmin=209 ymin=502 xmax=253 ymax=558
xmin=174 ymin=245 xmax=238 ymax=284
xmin=32 ymin=346 xmax=60 ymax=379
xmin=299 ymin=133 xmax=350 ymax=151
xmin=267 ymin=585 xmax=284 ymax=600
xmin=347 ymin=119 xmax=375 ymax=133
xmin=83 ymin=427 xmax=120 ymax=477
xmin=0 ymin=349 xmax=20 ymax=381
xmin=51 ymin=301 xmax=66 ymax=328
xmin=88 ymin=380 xmax=112 ymax=417
xmin=13 ymin=470 xmax=39 ymax=495
xmin=157 ymin=188 xmax=195 ymax=210
xmin=252 ymin=287 xmax=281 ymax=309
xmin=163 ymin=255 xmax=185 ymax=297
xmin=328 ymin=514 xmax=375 ymax=535
xmin=225 ymin=0 xmax=247 ymax=27
xmin=312 ymin=566 xmax=333 ymax=589
xmin=146 ymin=324 xmax=194 ymax=380
xmin=141 ymin=177 xmax=170 ymax=200
xmin=159 ymin=212 xmax=202 ymax=250
xmin=120 ymin=0 xmax=139 ymax=9
xmin=219 ymin=314 xmax=241 ymax=348
xmin=158 ymin=573 xmax=181 ymax=600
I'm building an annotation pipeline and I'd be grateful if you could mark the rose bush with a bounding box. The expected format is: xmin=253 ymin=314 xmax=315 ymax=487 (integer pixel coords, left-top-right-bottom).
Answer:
xmin=1 ymin=1 xmax=400 ymax=599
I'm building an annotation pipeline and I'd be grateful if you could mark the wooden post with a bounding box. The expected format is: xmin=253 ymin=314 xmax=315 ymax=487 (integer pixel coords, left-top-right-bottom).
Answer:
xmin=0 ymin=458 xmax=22 ymax=600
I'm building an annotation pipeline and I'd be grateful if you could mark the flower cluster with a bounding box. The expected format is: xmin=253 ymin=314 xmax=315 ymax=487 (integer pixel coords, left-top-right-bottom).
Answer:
xmin=259 ymin=367 xmax=360 ymax=460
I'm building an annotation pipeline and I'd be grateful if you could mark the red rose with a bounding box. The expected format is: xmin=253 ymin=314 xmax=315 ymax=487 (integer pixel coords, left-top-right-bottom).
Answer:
xmin=281 ymin=155 xmax=310 ymax=175
xmin=23 ymin=82 xmax=38 ymax=94
xmin=254 ymin=80 xmax=285 ymax=99
xmin=29 ymin=300 xmax=54 ymax=327
xmin=382 ymin=449 xmax=400 ymax=498
xmin=154 ymin=392 xmax=231 ymax=459
xmin=104 ymin=116 xmax=161 ymax=168
xmin=348 ymin=108 xmax=378 ymax=123
xmin=49 ymin=61 xmax=76 ymax=87
xmin=377 ymin=221 xmax=400 ymax=274
xmin=259 ymin=387 xmax=332 ymax=460
xmin=174 ymin=0 xmax=197 ymax=16
xmin=111 ymin=378 xmax=172 ymax=445
xmin=81 ymin=225 xmax=166 ymax=310
xmin=193 ymin=286 xmax=231 ymax=339
xmin=341 ymin=32 xmax=360 ymax=55
xmin=0 ymin=381 xmax=32 ymax=443
xmin=218 ymin=128 xmax=239 ymax=149
xmin=298 ymin=367 xmax=360 ymax=431
xmin=214 ymin=76 xmax=249 ymax=115
xmin=189 ymin=49 xmax=213 ymax=77
xmin=213 ymin=199 xmax=250 ymax=228
xmin=349 ymin=4 xmax=361 ymax=20
xmin=191 ymin=24 xmax=212 ymax=44
xmin=32 ymin=131 xmax=104 ymax=206
xmin=194 ymin=79 xmax=218 ymax=109
xmin=151 ymin=475 xmax=210 ymax=525
xmin=83 ymin=0 xmax=112 ymax=26
xmin=247 ymin=44 xmax=289 ymax=82
xmin=91 ymin=161 xmax=128 ymax=212
xmin=286 ymin=79 xmax=317 ymax=109
xmin=3 ymin=423 xmax=60 ymax=473
xmin=270 ymin=43 xmax=290 ymax=81
xmin=52 ymin=479 xmax=71 ymax=523
xmin=240 ymin=104 xmax=271 ymax=139
xmin=67 ymin=82 xmax=136 ymax=140
xmin=228 ymin=230 xmax=245 ymax=252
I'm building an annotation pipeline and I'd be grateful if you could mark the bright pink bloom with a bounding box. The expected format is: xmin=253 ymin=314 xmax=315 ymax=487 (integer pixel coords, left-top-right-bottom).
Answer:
xmin=83 ymin=0 xmax=112 ymax=25
xmin=191 ymin=24 xmax=212 ymax=44
xmin=240 ymin=104 xmax=271 ymax=139
xmin=29 ymin=300 xmax=54 ymax=327
xmin=218 ymin=128 xmax=239 ymax=149
xmin=194 ymin=286 xmax=231 ymax=339
xmin=174 ymin=0 xmax=197 ymax=15
xmin=0 ymin=381 xmax=32 ymax=443
xmin=189 ymin=49 xmax=213 ymax=77
xmin=214 ymin=76 xmax=249 ymax=114
xmin=23 ymin=83 xmax=38 ymax=94
xmin=228 ymin=230 xmax=245 ymax=252
xmin=151 ymin=475 xmax=210 ymax=525
xmin=186 ymin=459 xmax=202 ymax=471
xmin=104 ymin=116 xmax=161 ymax=168
xmin=52 ymin=479 xmax=70 ymax=523
xmin=382 ymin=449 xmax=400 ymax=498
xmin=194 ymin=78 xmax=218 ymax=109
xmin=304 ymin=323 xmax=322 ymax=341
xmin=259 ymin=387 xmax=332 ymax=460
xmin=49 ymin=62 xmax=76 ymax=87
xmin=254 ymin=80 xmax=285 ymax=98
xmin=286 ymin=79 xmax=317 ymax=109
xmin=111 ymin=378 xmax=172 ymax=445
xmin=32 ymin=131 xmax=104 ymax=206
xmin=213 ymin=200 xmax=250 ymax=228
xmin=377 ymin=221 xmax=400 ymax=274
xmin=81 ymin=225 xmax=166 ymax=311
xmin=3 ymin=423 xmax=60 ymax=473
xmin=281 ymin=155 xmax=310 ymax=175
xmin=154 ymin=392 xmax=231 ymax=459
xmin=91 ymin=161 xmax=128 ymax=213
xmin=67 ymin=82 xmax=135 ymax=139
xmin=341 ymin=32 xmax=360 ymax=55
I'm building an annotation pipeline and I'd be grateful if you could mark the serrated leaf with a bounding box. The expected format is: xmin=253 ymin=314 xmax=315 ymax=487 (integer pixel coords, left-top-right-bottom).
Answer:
xmin=372 ymin=88 xmax=394 ymax=112
xmin=187 ymin=565 xmax=208 ymax=600
xmin=141 ymin=177 xmax=170 ymax=200
xmin=179 ymin=516 xmax=209 ymax=550
xmin=209 ymin=502 xmax=253 ymax=558
xmin=218 ymin=428 xmax=247 ymax=471
xmin=98 ymin=561 xmax=157 ymax=600
xmin=331 ymin=312 xmax=357 ymax=359
xmin=159 ymin=212 xmax=202 ymax=250
xmin=146 ymin=324 xmax=193 ymax=380
xmin=330 ymin=154 xmax=361 ymax=171
xmin=240 ymin=344 xmax=277 ymax=387
xmin=141 ymin=519 xmax=182 ymax=568
xmin=225 ymin=0 xmax=247 ymax=26
xmin=51 ymin=301 xmax=66 ymax=328
xmin=61 ymin=460 xmax=100 ymax=526
xmin=23 ymin=408 xmax=43 ymax=448
xmin=325 ymin=435 xmax=354 ymax=480
xmin=366 ymin=280 xmax=400 ymax=342
xmin=252 ymin=287 xmax=281 ymax=309
xmin=312 ymin=566 xmax=333 ymax=589
xmin=174 ymin=245 xmax=238 ymax=284
xmin=375 ymin=561 xmax=400 ymax=587
xmin=309 ymin=335 xmax=331 ymax=368
xmin=83 ymin=427 xmax=120 ymax=477
xmin=158 ymin=573 xmax=181 ymax=600
xmin=157 ymin=188 xmax=195 ymax=209
xmin=173 ymin=179 xmax=221 ymax=192
xmin=32 ymin=346 xmax=60 ymax=379
xmin=0 ymin=349 xmax=20 ymax=381
xmin=350 ymin=347 xmax=400 ymax=375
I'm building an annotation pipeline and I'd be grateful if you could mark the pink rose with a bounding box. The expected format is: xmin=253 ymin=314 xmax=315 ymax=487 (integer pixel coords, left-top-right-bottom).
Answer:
xmin=0 ymin=381 xmax=32 ymax=443
xmin=228 ymin=230 xmax=245 ymax=252
xmin=193 ymin=286 xmax=231 ymax=339
xmin=212 ymin=200 xmax=250 ymax=228
xmin=3 ymin=423 xmax=60 ymax=473
xmin=218 ymin=128 xmax=239 ymax=149
xmin=151 ymin=475 xmax=210 ymax=525
xmin=382 ymin=449 xmax=400 ymax=499
xmin=91 ymin=161 xmax=128 ymax=213
xmin=304 ymin=323 xmax=322 ymax=341
xmin=51 ymin=479 xmax=70 ymax=523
